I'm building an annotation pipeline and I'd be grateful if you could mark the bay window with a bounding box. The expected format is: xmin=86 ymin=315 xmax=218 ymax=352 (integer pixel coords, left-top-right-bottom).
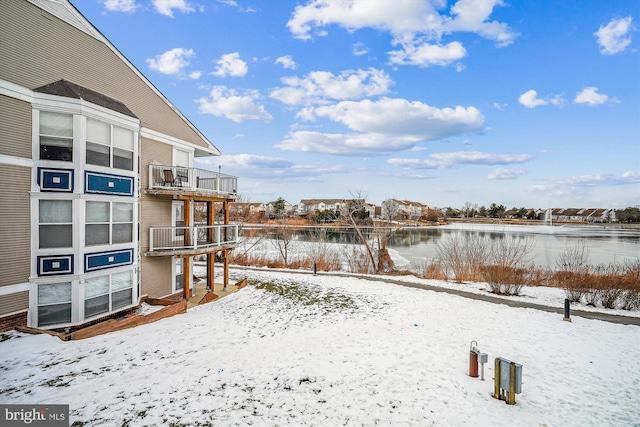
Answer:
xmin=86 ymin=201 xmax=133 ymax=246
xmin=38 ymin=282 xmax=72 ymax=326
xmin=86 ymin=118 xmax=134 ymax=171
xmin=84 ymin=270 xmax=133 ymax=319
xmin=39 ymin=200 xmax=72 ymax=248
xmin=39 ymin=111 xmax=73 ymax=161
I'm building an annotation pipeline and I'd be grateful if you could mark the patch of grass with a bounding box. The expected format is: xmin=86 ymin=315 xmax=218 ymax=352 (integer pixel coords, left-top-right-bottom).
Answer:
xmin=249 ymin=279 xmax=358 ymax=312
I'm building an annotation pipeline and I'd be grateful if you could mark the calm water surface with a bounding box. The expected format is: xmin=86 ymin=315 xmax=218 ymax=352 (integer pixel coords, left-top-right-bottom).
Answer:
xmin=244 ymin=223 xmax=640 ymax=269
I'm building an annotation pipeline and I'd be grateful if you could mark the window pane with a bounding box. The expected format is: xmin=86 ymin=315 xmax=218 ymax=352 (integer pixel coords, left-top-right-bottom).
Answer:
xmin=112 ymin=289 xmax=132 ymax=310
xmin=38 ymin=282 xmax=72 ymax=304
xmin=87 ymin=118 xmax=110 ymax=145
xmin=38 ymin=303 xmax=71 ymax=326
xmin=85 ymin=224 xmax=109 ymax=245
xmin=40 ymin=200 xmax=72 ymax=223
xmin=85 ymin=295 xmax=109 ymax=318
xmin=113 ymin=148 xmax=133 ymax=171
xmin=86 ymin=142 xmax=110 ymax=167
xmin=85 ymin=275 xmax=110 ymax=299
xmin=40 ymin=138 xmax=73 ymax=161
xmin=113 ymin=203 xmax=133 ymax=222
xmin=113 ymin=126 xmax=134 ymax=151
xmin=112 ymin=271 xmax=132 ymax=291
xmin=112 ymin=223 xmax=132 ymax=244
xmin=86 ymin=201 xmax=110 ymax=222
xmin=40 ymin=111 xmax=72 ymax=138
xmin=39 ymin=225 xmax=72 ymax=248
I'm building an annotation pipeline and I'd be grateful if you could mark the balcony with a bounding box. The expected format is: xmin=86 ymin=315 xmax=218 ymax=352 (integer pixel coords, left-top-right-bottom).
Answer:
xmin=147 ymin=224 xmax=239 ymax=256
xmin=147 ymin=165 xmax=237 ymax=199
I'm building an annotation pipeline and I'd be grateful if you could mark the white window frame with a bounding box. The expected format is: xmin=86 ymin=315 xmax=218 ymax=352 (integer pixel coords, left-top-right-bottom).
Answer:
xmin=38 ymin=199 xmax=73 ymax=249
xmin=85 ymin=201 xmax=134 ymax=247
xmin=83 ymin=269 xmax=134 ymax=321
xmin=86 ymin=117 xmax=135 ymax=171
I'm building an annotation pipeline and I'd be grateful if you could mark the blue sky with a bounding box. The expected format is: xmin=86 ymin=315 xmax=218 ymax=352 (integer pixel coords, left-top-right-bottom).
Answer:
xmin=74 ymin=0 xmax=639 ymax=209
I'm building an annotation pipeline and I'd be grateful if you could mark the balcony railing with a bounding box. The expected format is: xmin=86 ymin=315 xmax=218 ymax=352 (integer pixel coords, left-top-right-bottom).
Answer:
xmin=149 ymin=224 xmax=239 ymax=252
xmin=148 ymin=164 xmax=237 ymax=196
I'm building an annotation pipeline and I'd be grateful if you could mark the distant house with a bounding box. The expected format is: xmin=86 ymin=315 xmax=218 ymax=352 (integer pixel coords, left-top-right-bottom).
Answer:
xmin=547 ymin=208 xmax=615 ymax=223
xmin=265 ymin=200 xmax=294 ymax=218
xmin=382 ymin=199 xmax=428 ymax=220
xmin=0 ymin=0 xmax=238 ymax=331
xmin=297 ymin=199 xmax=347 ymax=216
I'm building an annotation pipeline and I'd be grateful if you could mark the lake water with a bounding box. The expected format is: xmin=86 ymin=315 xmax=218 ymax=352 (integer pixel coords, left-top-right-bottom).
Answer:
xmin=243 ymin=223 xmax=640 ymax=270
xmin=386 ymin=223 xmax=640 ymax=269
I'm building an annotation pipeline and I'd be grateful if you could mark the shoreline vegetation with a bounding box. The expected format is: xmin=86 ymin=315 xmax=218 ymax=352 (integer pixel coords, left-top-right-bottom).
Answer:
xmin=229 ymin=219 xmax=640 ymax=312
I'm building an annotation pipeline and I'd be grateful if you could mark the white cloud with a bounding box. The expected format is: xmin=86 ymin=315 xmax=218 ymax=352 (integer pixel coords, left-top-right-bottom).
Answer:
xmin=352 ymin=42 xmax=369 ymax=56
xmin=152 ymin=0 xmax=194 ymax=17
xmin=275 ymin=55 xmax=297 ymax=70
xmin=307 ymin=98 xmax=485 ymax=141
xmin=528 ymin=171 xmax=640 ymax=196
xmin=518 ymin=90 xmax=547 ymax=108
xmin=189 ymin=71 xmax=202 ymax=80
xmin=217 ymin=154 xmax=295 ymax=169
xmin=287 ymin=0 xmax=517 ymax=67
xmin=487 ymin=168 xmax=526 ymax=180
xmin=389 ymin=151 xmax=532 ymax=169
xmin=594 ymin=16 xmax=633 ymax=55
xmin=275 ymin=99 xmax=484 ymax=156
xmin=275 ymin=131 xmax=418 ymax=155
xmin=146 ymin=48 xmax=195 ymax=75
xmin=389 ymin=41 xmax=466 ymax=67
xmin=196 ymin=86 xmax=273 ymax=123
xmin=574 ymin=87 xmax=617 ymax=106
xmin=270 ymin=68 xmax=393 ymax=106
xmin=103 ymin=0 xmax=138 ymax=12
xmin=212 ymin=53 xmax=248 ymax=77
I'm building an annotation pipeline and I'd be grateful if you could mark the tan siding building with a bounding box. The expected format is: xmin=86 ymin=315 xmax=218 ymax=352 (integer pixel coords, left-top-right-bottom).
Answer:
xmin=0 ymin=0 xmax=238 ymax=331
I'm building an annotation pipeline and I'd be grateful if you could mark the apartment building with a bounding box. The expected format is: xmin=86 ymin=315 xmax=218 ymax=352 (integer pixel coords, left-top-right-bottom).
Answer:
xmin=0 ymin=0 xmax=238 ymax=331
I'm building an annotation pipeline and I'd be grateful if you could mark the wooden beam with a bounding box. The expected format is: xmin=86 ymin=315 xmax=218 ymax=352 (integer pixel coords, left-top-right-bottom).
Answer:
xmin=223 ymin=249 xmax=229 ymax=291
xmin=184 ymin=199 xmax=192 ymax=247
xmin=207 ymin=252 xmax=214 ymax=292
xmin=182 ymin=256 xmax=192 ymax=300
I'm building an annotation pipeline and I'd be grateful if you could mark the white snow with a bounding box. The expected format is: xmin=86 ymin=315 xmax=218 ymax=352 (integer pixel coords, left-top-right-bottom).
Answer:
xmin=1 ymin=268 xmax=639 ymax=426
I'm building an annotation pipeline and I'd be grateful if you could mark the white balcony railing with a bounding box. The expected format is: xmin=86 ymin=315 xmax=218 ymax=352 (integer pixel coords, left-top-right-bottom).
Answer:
xmin=149 ymin=224 xmax=238 ymax=252
xmin=148 ymin=164 xmax=237 ymax=196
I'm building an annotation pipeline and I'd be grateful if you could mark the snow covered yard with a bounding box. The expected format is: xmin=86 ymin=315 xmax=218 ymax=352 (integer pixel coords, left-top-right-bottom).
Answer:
xmin=1 ymin=270 xmax=639 ymax=426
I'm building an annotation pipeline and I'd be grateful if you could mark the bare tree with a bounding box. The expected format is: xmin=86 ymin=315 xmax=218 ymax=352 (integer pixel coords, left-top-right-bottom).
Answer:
xmin=269 ymin=217 xmax=295 ymax=268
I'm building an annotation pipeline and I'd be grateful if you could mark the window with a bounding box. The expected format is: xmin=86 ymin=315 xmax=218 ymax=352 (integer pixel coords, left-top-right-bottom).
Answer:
xmin=84 ymin=270 xmax=133 ymax=319
xmin=86 ymin=201 xmax=133 ymax=246
xmin=39 ymin=200 xmax=72 ymax=248
xmin=86 ymin=118 xmax=134 ymax=171
xmin=38 ymin=282 xmax=72 ymax=326
xmin=39 ymin=111 xmax=73 ymax=161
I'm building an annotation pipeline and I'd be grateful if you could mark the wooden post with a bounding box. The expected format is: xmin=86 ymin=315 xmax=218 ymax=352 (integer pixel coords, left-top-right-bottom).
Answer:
xmin=184 ymin=199 xmax=192 ymax=247
xmin=182 ymin=256 xmax=192 ymax=300
xmin=493 ymin=358 xmax=501 ymax=400
xmin=223 ymin=201 xmax=230 ymax=241
xmin=223 ymin=249 xmax=229 ymax=291
xmin=207 ymin=201 xmax=214 ymax=244
xmin=207 ymin=252 xmax=214 ymax=293
xmin=507 ymin=362 xmax=517 ymax=405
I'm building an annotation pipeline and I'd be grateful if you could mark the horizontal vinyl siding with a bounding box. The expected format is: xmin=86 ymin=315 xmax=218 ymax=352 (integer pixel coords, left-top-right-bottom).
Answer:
xmin=0 ymin=291 xmax=29 ymax=317
xmin=0 ymin=165 xmax=31 ymax=287
xmin=0 ymin=95 xmax=32 ymax=159
xmin=140 ymin=195 xmax=172 ymax=253
xmin=141 ymin=256 xmax=172 ymax=298
xmin=0 ymin=1 xmax=212 ymax=150
xmin=141 ymin=137 xmax=172 ymax=189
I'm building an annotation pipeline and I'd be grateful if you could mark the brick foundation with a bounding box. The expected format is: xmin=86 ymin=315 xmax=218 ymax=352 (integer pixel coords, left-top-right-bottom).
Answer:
xmin=0 ymin=311 xmax=28 ymax=332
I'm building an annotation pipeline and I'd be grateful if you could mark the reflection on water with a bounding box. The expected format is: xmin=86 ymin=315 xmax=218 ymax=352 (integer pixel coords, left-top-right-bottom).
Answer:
xmin=241 ymin=224 xmax=640 ymax=269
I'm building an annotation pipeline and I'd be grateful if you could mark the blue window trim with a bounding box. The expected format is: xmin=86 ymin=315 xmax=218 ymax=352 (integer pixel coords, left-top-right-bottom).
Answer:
xmin=85 ymin=171 xmax=134 ymax=196
xmin=37 ymin=255 xmax=74 ymax=276
xmin=85 ymin=248 xmax=134 ymax=272
xmin=37 ymin=167 xmax=74 ymax=192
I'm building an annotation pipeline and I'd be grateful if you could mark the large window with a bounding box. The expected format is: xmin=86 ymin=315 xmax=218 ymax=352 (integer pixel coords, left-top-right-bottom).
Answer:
xmin=39 ymin=111 xmax=73 ymax=161
xmin=86 ymin=118 xmax=135 ymax=171
xmin=86 ymin=201 xmax=133 ymax=246
xmin=39 ymin=200 xmax=72 ymax=248
xmin=84 ymin=271 xmax=133 ymax=319
xmin=38 ymin=282 xmax=72 ymax=326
